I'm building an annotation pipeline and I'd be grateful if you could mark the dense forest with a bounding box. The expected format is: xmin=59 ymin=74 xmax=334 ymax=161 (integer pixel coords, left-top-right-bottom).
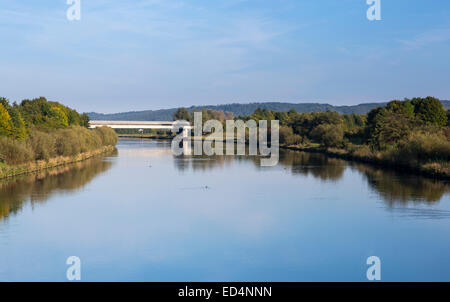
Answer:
xmin=89 ymin=100 xmax=450 ymax=121
xmin=0 ymin=97 xmax=117 ymax=166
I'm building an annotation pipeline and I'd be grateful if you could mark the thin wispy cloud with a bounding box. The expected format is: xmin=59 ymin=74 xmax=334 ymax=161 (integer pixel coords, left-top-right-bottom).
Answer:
xmin=398 ymin=28 xmax=450 ymax=50
xmin=0 ymin=0 xmax=449 ymax=112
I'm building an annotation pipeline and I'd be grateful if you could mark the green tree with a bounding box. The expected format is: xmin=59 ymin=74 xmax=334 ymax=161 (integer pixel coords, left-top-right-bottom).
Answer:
xmin=19 ymin=97 xmax=81 ymax=130
xmin=289 ymin=113 xmax=313 ymax=136
xmin=173 ymin=107 xmax=191 ymax=122
xmin=250 ymin=108 xmax=275 ymax=121
xmin=310 ymin=124 xmax=344 ymax=147
xmin=81 ymin=113 xmax=90 ymax=128
xmin=0 ymin=103 xmax=13 ymax=137
xmin=279 ymin=125 xmax=302 ymax=145
xmin=411 ymin=97 xmax=448 ymax=126
xmin=274 ymin=111 xmax=290 ymax=126
xmin=385 ymin=100 xmax=415 ymax=117
xmin=50 ymin=106 xmax=69 ymax=128
xmin=368 ymin=111 xmax=414 ymax=149
xmin=353 ymin=113 xmax=366 ymax=127
xmin=9 ymin=106 xmax=27 ymax=139
xmin=19 ymin=97 xmax=51 ymax=126
xmin=67 ymin=109 xmax=82 ymax=126
xmin=314 ymin=111 xmax=342 ymax=126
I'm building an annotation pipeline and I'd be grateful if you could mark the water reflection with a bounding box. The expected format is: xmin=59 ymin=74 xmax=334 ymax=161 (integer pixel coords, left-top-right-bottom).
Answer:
xmin=0 ymin=153 xmax=115 ymax=221
xmin=1 ymin=141 xmax=449 ymax=222
xmin=1 ymin=139 xmax=450 ymax=281
xmin=173 ymin=148 xmax=450 ymax=205
xmin=277 ymin=150 xmax=346 ymax=181
xmin=174 ymin=154 xmax=233 ymax=172
xmin=353 ymin=163 xmax=450 ymax=205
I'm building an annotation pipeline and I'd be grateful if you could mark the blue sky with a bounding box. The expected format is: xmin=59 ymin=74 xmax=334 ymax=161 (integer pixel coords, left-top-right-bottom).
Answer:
xmin=1 ymin=0 xmax=450 ymax=113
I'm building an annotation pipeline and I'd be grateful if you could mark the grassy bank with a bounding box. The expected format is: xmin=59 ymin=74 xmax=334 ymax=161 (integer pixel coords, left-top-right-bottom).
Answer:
xmin=0 ymin=145 xmax=116 ymax=180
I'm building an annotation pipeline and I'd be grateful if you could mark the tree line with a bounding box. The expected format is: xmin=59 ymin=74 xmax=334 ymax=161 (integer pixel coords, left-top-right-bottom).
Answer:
xmin=173 ymin=96 xmax=450 ymax=176
xmin=0 ymin=96 xmax=90 ymax=139
xmin=0 ymin=96 xmax=116 ymax=165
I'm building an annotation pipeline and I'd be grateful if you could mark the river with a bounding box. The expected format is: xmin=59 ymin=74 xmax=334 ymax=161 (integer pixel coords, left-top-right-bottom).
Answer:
xmin=0 ymin=139 xmax=449 ymax=281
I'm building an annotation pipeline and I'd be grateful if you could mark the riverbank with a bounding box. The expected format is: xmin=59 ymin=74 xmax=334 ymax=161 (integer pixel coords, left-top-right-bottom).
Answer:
xmin=0 ymin=145 xmax=116 ymax=180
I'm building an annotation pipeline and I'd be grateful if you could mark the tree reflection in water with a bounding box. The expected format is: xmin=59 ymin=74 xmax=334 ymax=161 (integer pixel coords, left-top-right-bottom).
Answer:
xmin=352 ymin=163 xmax=449 ymax=205
xmin=2 ymin=144 xmax=448 ymax=223
xmin=173 ymin=148 xmax=449 ymax=206
xmin=0 ymin=152 xmax=116 ymax=221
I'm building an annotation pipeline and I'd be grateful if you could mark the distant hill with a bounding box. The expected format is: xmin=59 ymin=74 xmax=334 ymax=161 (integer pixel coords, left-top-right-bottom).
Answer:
xmin=89 ymin=100 xmax=450 ymax=121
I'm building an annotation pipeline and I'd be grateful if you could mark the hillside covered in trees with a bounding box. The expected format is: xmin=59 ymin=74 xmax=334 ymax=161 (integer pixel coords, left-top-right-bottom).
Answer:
xmin=89 ymin=100 xmax=450 ymax=121
xmin=0 ymin=97 xmax=117 ymax=168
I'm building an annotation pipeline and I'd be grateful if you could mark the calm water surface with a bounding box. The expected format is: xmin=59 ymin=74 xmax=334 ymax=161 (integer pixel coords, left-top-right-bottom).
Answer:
xmin=1 ymin=139 xmax=449 ymax=281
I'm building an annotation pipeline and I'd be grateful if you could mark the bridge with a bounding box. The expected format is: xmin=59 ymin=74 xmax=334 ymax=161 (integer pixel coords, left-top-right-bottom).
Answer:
xmin=89 ymin=120 xmax=191 ymax=129
xmin=89 ymin=120 xmax=191 ymax=137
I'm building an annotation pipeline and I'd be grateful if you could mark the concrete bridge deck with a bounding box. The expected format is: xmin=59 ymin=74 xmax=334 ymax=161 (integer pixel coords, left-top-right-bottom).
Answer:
xmin=89 ymin=120 xmax=191 ymax=130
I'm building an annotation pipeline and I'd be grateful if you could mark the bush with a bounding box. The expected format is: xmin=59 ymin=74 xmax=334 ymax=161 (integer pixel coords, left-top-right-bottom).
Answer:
xmin=76 ymin=127 xmax=102 ymax=152
xmin=55 ymin=126 xmax=112 ymax=156
xmin=279 ymin=126 xmax=302 ymax=146
xmin=392 ymin=131 xmax=450 ymax=163
xmin=94 ymin=126 xmax=118 ymax=146
xmin=0 ymin=137 xmax=34 ymax=164
xmin=55 ymin=129 xmax=82 ymax=156
xmin=27 ymin=130 xmax=56 ymax=160
xmin=310 ymin=124 xmax=344 ymax=147
xmin=0 ymin=126 xmax=117 ymax=165
xmin=349 ymin=144 xmax=372 ymax=159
